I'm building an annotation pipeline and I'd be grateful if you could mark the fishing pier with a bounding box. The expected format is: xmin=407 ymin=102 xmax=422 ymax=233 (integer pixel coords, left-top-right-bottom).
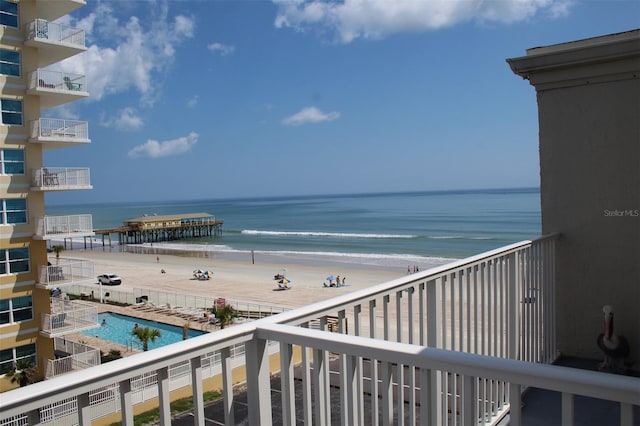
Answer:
xmin=92 ymin=212 xmax=223 ymax=247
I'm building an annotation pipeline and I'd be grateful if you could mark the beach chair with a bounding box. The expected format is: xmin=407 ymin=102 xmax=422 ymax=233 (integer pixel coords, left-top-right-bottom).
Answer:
xmin=63 ymin=76 xmax=82 ymax=91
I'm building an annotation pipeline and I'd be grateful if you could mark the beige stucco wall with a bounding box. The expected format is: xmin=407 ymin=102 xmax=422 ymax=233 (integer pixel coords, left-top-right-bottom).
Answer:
xmin=508 ymin=30 xmax=640 ymax=366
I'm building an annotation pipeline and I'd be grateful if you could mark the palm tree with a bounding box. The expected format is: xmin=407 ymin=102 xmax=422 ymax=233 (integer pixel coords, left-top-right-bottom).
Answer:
xmin=131 ymin=326 xmax=162 ymax=351
xmin=7 ymin=359 xmax=37 ymax=387
xmin=213 ymin=304 xmax=238 ymax=329
xmin=51 ymin=244 xmax=64 ymax=264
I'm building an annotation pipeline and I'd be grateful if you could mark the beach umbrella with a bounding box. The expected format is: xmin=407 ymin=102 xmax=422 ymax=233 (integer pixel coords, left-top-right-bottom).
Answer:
xmin=326 ymin=275 xmax=335 ymax=282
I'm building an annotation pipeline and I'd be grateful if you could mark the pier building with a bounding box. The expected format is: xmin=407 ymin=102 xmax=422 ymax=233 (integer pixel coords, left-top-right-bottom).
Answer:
xmin=114 ymin=212 xmax=223 ymax=245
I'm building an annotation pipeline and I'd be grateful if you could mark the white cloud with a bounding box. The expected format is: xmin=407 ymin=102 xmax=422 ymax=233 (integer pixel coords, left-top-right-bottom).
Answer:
xmin=59 ymin=1 xmax=195 ymax=105
xmin=282 ymin=106 xmax=340 ymax=126
xmin=187 ymin=95 xmax=199 ymax=108
xmin=101 ymin=107 xmax=144 ymax=131
xmin=208 ymin=42 xmax=236 ymax=56
xmin=273 ymin=0 xmax=572 ymax=43
xmin=128 ymin=132 xmax=199 ymax=159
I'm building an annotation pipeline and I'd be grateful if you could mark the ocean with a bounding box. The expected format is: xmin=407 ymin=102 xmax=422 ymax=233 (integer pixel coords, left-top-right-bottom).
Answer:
xmin=47 ymin=187 xmax=541 ymax=271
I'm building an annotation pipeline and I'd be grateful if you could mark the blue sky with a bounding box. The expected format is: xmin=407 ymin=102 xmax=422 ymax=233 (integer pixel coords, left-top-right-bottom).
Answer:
xmin=45 ymin=0 xmax=640 ymax=204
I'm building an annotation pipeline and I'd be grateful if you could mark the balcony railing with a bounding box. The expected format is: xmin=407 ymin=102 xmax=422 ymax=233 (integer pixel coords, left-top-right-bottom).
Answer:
xmin=40 ymin=299 xmax=98 ymax=338
xmin=24 ymin=19 xmax=86 ymax=68
xmin=1 ymin=235 xmax=638 ymax=426
xmin=27 ymin=69 xmax=88 ymax=109
xmin=37 ymin=258 xmax=95 ymax=289
xmin=45 ymin=339 xmax=101 ymax=380
xmin=31 ymin=167 xmax=92 ymax=191
xmin=26 ymin=19 xmax=85 ymax=47
xmin=33 ymin=214 xmax=94 ymax=240
xmin=30 ymin=118 xmax=90 ymax=147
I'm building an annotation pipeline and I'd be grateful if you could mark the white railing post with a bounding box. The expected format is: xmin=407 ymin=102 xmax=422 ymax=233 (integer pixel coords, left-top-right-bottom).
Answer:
xmin=190 ymin=356 xmax=205 ymax=426
xmin=509 ymin=383 xmax=522 ymax=426
xmin=77 ymin=392 xmax=91 ymax=425
xmin=279 ymin=342 xmax=295 ymax=426
xmin=380 ymin=361 xmax=393 ymax=426
xmin=246 ymin=337 xmax=272 ymax=425
xmin=221 ymin=347 xmax=235 ymax=425
xmin=156 ymin=367 xmax=171 ymax=424
xmin=353 ymin=304 xmax=364 ymax=423
xmin=119 ymin=380 xmax=134 ymax=426
xmin=369 ymin=299 xmax=379 ymax=426
xmin=426 ymin=279 xmax=443 ymax=425
xmin=561 ymin=392 xmax=574 ymax=425
xmin=338 ymin=309 xmax=348 ymax=426
xmin=300 ymin=324 xmax=313 ymax=425
xmin=346 ymin=354 xmax=359 ymax=426
xmin=508 ymin=252 xmax=520 ymax=360
xmin=462 ymin=375 xmax=477 ymax=425
xmin=621 ymin=403 xmax=633 ymax=426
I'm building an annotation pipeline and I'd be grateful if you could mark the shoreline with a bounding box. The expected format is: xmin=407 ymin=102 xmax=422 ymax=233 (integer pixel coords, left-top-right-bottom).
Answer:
xmin=55 ymin=239 xmax=458 ymax=273
xmin=61 ymin=248 xmax=430 ymax=309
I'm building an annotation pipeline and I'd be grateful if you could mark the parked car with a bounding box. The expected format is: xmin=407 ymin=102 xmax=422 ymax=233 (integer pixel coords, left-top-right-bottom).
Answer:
xmin=97 ymin=273 xmax=122 ymax=285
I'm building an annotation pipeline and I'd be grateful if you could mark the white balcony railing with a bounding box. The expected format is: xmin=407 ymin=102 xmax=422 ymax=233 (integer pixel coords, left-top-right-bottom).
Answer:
xmin=31 ymin=167 xmax=92 ymax=191
xmin=1 ymin=235 xmax=638 ymax=426
xmin=40 ymin=299 xmax=98 ymax=338
xmin=26 ymin=19 xmax=85 ymax=47
xmin=30 ymin=118 xmax=90 ymax=146
xmin=28 ymin=69 xmax=86 ymax=92
xmin=37 ymin=258 xmax=95 ymax=289
xmin=46 ymin=339 xmax=101 ymax=380
xmin=27 ymin=69 xmax=88 ymax=108
xmin=33 ymin=214 xmax=94 ymax=240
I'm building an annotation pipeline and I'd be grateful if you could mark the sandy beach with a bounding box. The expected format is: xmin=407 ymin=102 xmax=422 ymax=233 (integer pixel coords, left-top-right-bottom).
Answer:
xmin=65 ymin=249 xmax=408 ymax=310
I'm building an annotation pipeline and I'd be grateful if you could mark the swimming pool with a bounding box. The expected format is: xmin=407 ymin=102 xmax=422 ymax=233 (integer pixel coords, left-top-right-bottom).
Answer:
xmin=81 ymin=312 xmax=206 ymax=350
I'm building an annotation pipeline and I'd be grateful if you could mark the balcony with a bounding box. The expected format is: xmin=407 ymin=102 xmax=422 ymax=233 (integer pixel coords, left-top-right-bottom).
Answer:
xmin=46 ymin=339 xmax=101 ymax=380
xmin=25 ymin=19 xmax=86 ymax=67
xmin=31 ymin=167 xmax=92 ymax=191
xmin=0 ymin=236 xmax=638 ymax=425
xmin=36 ymin=258 xmax=95 ymax=289
xmin=40 ymin=299 xmax=98 ymax=338
xmin=29 ymin=118 xmax=90 ymax=149
xmin=35 ymin=0 xmax=86 ymax=22
xmin=27 ymin=69 xmax=88 ymax=109
xmin=33 ymin=214 xmax=94 ymax=240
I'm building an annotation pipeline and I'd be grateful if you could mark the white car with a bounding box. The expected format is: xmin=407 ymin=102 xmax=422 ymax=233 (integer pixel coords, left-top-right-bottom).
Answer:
xmin=97 ymin=273 xmax=122 ymax=285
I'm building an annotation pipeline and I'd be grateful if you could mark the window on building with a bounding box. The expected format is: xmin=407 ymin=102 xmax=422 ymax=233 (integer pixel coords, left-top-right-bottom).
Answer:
xmin=0 ymin=296 xmax=33 ymax=324
xmin=0 ymin=247 xmax=30 ymax=275
xmin=0 ymin=0 xmax=18 ymax=28
xmin=0 ymin=343 xmax=36 ymax=375
xmin=0 ymin=49 xmax=19 ymax=76
xmin=0 ymin=149 xmax=24 ymax=174
xmin=1 ymin=199 xmax=26 ymax=224
xmin=0 ymin=98 xmax=22 ymax=125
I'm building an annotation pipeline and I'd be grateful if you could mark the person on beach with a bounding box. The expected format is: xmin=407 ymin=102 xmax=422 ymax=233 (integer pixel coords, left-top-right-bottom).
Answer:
xmin=157 ymin=256 xmax=160 ymax=263
xmin=342 ymin=276 xmax=346 ymax=286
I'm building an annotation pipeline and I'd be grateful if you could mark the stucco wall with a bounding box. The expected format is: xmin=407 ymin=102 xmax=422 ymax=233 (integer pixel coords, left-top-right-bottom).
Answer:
xmin=538 ymin=78 xmax=639 ymax=361
xmin=508 ymin=30 xmax=640 ymax=367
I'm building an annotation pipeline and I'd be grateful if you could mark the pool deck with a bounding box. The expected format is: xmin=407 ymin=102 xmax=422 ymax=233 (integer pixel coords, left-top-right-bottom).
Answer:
xmin=66 ymin=302 xmax=221 ymax=358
